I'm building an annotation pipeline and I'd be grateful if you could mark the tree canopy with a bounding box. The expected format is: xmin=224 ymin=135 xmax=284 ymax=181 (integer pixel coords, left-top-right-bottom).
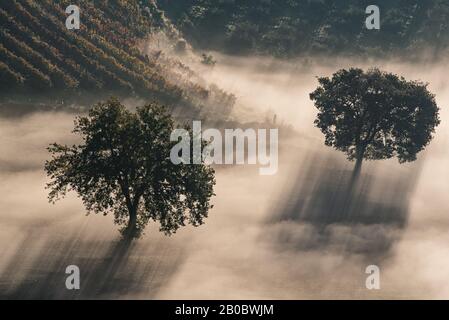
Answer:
xmin=45 ymin=98 xmax=216 ymax=239
xmin=310 ymin=68 xmax=440 ymax=176
xmin=158 ymin=0 xmax=449 ymax=58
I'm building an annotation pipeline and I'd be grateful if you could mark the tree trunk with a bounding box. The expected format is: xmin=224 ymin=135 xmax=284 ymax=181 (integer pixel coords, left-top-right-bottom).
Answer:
xmin=124 ymin=207 xmax=137 ymax=240
xmin=350 ymin=155 xmax=363 ymax=187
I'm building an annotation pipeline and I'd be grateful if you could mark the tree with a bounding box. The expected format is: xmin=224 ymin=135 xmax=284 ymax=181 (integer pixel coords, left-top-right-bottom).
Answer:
xmin=200 ymin=53 xmax=217 ymax=66
xmin=45 ymin=98 xmax=215 ymax=239
xmin=310 ymin=68 xmax=440 ymax=181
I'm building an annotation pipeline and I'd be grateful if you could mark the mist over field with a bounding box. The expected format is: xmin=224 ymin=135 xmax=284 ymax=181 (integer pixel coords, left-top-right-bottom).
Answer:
xmin=1 ymin=55 xmax=448 ymax=299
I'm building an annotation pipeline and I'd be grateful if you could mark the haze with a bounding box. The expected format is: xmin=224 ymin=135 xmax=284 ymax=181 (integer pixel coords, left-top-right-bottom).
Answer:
xmin=1 ymin=54 xmax=448 ymax=299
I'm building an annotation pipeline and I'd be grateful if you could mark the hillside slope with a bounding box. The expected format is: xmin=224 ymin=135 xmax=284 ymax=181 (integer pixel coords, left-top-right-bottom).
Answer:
xmin=0 ymin=0 xmax=235 ymax=115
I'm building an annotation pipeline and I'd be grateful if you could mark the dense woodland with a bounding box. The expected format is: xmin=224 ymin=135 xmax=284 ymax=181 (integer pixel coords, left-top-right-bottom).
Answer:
xmin=157 ymin=0 xmax=449 ymax=58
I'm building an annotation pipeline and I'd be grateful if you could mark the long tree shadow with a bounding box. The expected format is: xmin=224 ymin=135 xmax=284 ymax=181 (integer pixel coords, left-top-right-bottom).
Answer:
xmin=0 ymin=222 xmax=185 ymax=299
xmin=267 ymin=152 xmax=420 ymax=259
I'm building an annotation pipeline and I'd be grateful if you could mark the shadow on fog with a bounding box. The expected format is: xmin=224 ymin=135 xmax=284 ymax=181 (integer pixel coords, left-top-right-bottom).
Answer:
xmin=0 ymin=224 xmax=185 ymax=299
xmin=268 ymin=152 xmax=420 ymax=259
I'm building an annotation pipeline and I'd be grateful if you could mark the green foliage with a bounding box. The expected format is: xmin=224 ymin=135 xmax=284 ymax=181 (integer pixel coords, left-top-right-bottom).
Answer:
xmin=0 ymin=43 xmax=52 ymax=90
xmin=1 ymin=0 xmax=236 ymax=114
xmin=1 ymin=29 xmax=78 ymax=89
xmin=158 ymin=0 xmax=449 ymax=57
xmin=200 ymin=53 xmax=216 ymax=66
xmin=0 ymin=61 xmax=24 ymax=87
xmin=45 ymin=98 xmax=216 ymax=239
xmin=310 ymin=68 xmax=440 ymax=164
xmin=0 ymin=0 xmax=182 ymax=102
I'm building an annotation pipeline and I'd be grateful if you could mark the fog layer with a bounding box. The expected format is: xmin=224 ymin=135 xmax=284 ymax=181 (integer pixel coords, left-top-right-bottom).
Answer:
xmin=1 ymin=56 xmax=449 ymax=299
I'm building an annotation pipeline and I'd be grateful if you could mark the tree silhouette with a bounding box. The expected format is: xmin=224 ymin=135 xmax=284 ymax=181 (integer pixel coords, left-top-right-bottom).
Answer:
xmin=45 ymin=98 xmax=215 ymax=239
xmin=310 ymin=68 xmax=440 ymax=181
